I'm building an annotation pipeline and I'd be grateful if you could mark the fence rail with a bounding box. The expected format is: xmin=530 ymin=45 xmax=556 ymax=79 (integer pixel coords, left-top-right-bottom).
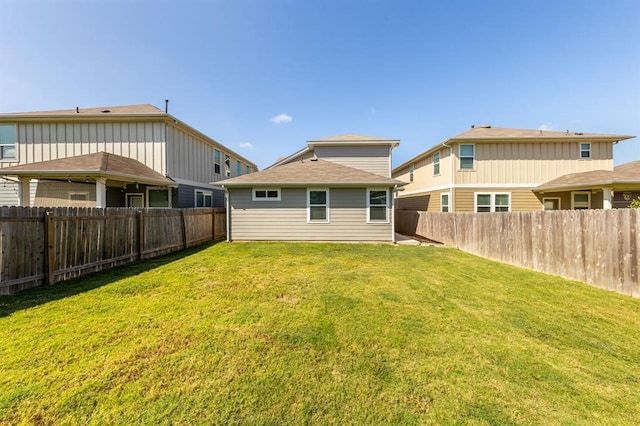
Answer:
xmin=0 ymin=207 xmax=226 ymax=295
xmin=395 ymin=209 xmax=639 ymax=297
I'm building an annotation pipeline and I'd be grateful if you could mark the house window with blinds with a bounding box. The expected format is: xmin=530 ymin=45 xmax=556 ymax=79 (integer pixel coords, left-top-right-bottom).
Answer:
xmin=308 ymin=189 xmax=329 ymax=223
xmin=367 ymin=189 xmax=389 ymax=223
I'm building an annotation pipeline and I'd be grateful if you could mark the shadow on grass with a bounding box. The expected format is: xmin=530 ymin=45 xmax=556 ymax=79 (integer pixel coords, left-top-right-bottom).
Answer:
xmin=0 ymin=241 xmax=221 ymax=318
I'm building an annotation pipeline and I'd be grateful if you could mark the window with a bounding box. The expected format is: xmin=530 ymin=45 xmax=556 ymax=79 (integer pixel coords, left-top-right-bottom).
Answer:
xmin=308 ymin=189 xmax=329 ymax=223
xmin=214 ymin=150 xmax=221 ymax=174
xmin=409 ymin=164 xmax=414 ymax=182
xmin=0 ymin=124 xmax=17 ymax=161
xmin=69 ymin=192 xmax=88 ymax=201
xmin=459 ymin=144 xmax=474 ymax=169
xmin=433 ymin=151 xmax=440 ymax=175
xmin=195 ymin=190 xmax=212 ymax=207
xmin=148 ymin=188 xmax=170 ymax=207
xmin=572 ymin=192 xmax=590 ymax=210
xmin=475 ymin=193 xmax=510 ymax=212
xmin=252 ymin=188 xmax=280 ymax=201
xmin=580 ymin=143 xmax=591 ymax=159
xmin=236 ymin=162 xmax=242 ymax=176
xmin=367 ymin=189 xmax=389 ymax=223
xmin=224 ymin=154 xmax=231 ymax=177
xmin=245 ymin=165 xmax=251 ymax=174
xmin=441 ymin=192 xmax=450 ymax=212
xmin=543 ymin=197 xmax=561 ymax=211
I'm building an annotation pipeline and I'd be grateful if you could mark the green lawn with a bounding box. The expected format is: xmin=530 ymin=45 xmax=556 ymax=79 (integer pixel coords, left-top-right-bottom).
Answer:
xmin=1 ymin=242 xmax=639 ymax=425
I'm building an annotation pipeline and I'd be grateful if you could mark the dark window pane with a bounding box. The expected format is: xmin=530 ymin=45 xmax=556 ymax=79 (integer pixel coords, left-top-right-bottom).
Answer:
xmin=267 ymin=190 xmax=278 ymax=198
xmin=369 ymin=190 xmax=387 ymax=205
xmin=255 ymin=190 xmax=266 ymax=198
xmin=310 ymin=206 xmax=327 ymax=221
xmin=370 ymin=206 xmax=387 ymax=221
xmin=460 ymin=157 xmax=474 ymax=169
xmin=310 ymin=190 xmax=326 ymax=205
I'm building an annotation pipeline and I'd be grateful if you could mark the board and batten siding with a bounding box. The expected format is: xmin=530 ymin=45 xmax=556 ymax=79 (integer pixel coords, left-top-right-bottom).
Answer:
xmin=166 ymin=126 xmax=252 ymax=185
xmin=314 ymin=146 xmax=391 ymax=177
xmin=393 ymin=147 xmax=453 ymax=195
xmin=4 ymin=121 xmax=167 ymax=174
xmin=229 ymin=187 xmax=393 ymax=241
xmin=453 ymin=141 xmax=613 ymax=185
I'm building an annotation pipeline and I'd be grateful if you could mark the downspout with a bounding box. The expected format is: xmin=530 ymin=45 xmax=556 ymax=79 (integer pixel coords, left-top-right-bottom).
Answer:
xmin=391 ymin=184 xmax=397 ymax=243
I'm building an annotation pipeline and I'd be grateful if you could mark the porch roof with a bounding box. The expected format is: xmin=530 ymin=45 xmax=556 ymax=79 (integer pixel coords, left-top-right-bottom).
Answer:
xmin=0 ymin=152 xmax=177 ymax=187
xmin=535 ymin=160 xmax=640 ymax=192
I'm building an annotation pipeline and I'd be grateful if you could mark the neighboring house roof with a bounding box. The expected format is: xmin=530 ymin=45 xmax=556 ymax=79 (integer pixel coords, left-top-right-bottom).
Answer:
xmin=0 ymin=104 xmax=164 ymax=116
xmin=536 ymin=160 xmax=640 ymax=192
xmin=393 ymin=125 xmax=635 ymax=173
xmin=0 ymin=151 xmax=177 ymax=187
xmin=214 ymin=159 xmax=404 ymax=187
xmin=0 ymin=104 xmax=258 ymax=170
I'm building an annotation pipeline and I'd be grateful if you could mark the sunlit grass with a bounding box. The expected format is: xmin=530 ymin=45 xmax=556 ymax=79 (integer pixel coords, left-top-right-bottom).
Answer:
xmin=1 ymin=242 xmax=639 ymax=424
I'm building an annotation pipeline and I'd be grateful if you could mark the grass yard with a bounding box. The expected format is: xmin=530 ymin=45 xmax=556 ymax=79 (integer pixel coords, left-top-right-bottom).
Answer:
xmin=1 ymin=242 xmax=639 ymax=425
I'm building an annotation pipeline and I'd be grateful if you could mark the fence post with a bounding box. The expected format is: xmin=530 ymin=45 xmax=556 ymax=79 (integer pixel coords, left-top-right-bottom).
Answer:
xmin=45 ymin=211 xmax=55 ymax=285
xmin=211 ymin=208 xmax=215 ymax=241
xmin=137 ymin=210 xmax=144 ymax=260
xmin=181 ymin=210 xmax=188 ymax=249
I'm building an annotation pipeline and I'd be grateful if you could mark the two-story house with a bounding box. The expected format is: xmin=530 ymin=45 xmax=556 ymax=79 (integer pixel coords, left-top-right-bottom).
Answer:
xmin=393 ymin=126 xmax=635 ymax=212
xmin=0 ymin=104 xmax=257 ymax=208
xmin=215 ymin=134 xmax=405 ymax=242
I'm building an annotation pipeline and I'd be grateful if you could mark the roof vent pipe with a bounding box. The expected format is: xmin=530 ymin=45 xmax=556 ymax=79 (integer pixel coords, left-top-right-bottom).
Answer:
xmin=76 ymin=107 xmax=79 ymax=113
xmin=165 ymin=99 xmax=169 ymax=113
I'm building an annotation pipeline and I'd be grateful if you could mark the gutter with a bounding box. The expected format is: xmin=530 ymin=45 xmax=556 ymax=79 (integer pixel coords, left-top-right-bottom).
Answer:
xmin=222 ymin=185 xmax=231 ymax=243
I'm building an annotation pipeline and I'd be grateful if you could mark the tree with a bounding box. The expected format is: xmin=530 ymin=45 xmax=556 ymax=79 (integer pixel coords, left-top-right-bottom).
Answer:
xmin=630 ymin=196 xmax=640 ymax=209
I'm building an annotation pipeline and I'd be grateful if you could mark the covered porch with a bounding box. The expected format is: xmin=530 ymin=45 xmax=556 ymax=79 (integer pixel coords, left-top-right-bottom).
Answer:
xmin=1 ymin=152 xmax=177 ymax=208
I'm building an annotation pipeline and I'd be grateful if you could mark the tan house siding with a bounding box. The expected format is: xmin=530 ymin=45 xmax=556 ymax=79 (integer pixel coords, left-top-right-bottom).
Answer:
xmin=5 ymin=121 xmax=167 ymax=173
xmin=396 ymin=190 xmax=449 ymax=212
xmin=34 ymin=181 xmax=97 ymax=207
xmin=394 ymin=147 xmax=452 ymax=195
xmin=314 ymin=146 xmax=391 ymax=177
xmin=453 ymin=141 xmax=613 ymax=185
xmin=230 ymin=187 xmax=392 ymax=241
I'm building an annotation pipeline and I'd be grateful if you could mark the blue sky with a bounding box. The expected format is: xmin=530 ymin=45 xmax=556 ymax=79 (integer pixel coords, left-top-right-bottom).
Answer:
xmin=2 ymin=0 xmax=639 ymax=168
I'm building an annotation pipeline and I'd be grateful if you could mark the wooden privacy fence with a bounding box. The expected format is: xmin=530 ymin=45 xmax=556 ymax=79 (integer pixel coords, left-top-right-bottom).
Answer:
xmin=395 ymin=209 xmax=640 ymax=297
xmin=0 ymin=207 xmax=226 ymax=295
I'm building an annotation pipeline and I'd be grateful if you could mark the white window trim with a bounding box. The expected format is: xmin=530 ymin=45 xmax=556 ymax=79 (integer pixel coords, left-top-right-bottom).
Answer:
xmin=440 ymin=191 xmax=450 ymax=212
xmin=542 ymin=197 xmax=561 ymax=211
xmin=0 ymin=124 xmax=18 ymax=162
xmin=367 ymin=188 xmax=390 ymax=224
xmin=580 ymin=143 xmax=591 ymax=159
xmin=571 ymin=191 xmax=591 ymax=209
xmin=195 ymin=189 xmax=213 ymax=207
xmin=433 ymin=151 xmax=441 ymax=176
xmin=68 ymin=192 xmax=89 ymax=201
xmin=214 ymin=149 xmax=221 ymax=175
xmin=146 ymin=186 xmax=171 ymax=208
xmin=252 ymin=188 xmax=281 ymax=201
xmin=459 ymin=144 xmax=475 ymax=170
xmin=307 ymin=188 xmax=330 ymax=224
xmin=126 ymin=193 xmax=145 ymax=207
xmin=474 ymin=192 xmax=511 ymax=212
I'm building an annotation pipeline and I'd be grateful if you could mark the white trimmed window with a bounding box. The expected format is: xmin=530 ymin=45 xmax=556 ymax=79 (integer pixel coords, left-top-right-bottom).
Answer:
xmin=245 ymin=165 xmax=251 ymax=174
xmin=69 ymin=192 xmax=88 ymax=202
xmin=441 ymin=192 xmax=450 ymax=212
xmin=459 ymin=144 xmax=474 ymax=169
xmin=236 ymin=162 xmax=242 ymax=176
xmin=543 ymin=197 xmax=561 ymax=211
xmin=580 ymin=143 xmax=591 ymax=159
xmin=475 ymin=193 xmax=510 ymax=212
xmin=572 ymin=192 xmax=590 ymax=210
xmin=308 ymin=189 xmax=329 ymax=223
xmin=214 ymin=150 xmax=221 ymax=174
xmin=224 ymin=154 xmax=231 ymax=177
xmin=195 ymin=190 xmax=212 ymax=207
xmin=433 ymin=151 xmax=440 ymax=175
xmin=367 ymin=189 xmax=389 ymax=223
xmin=253 ymin=188 xmax=281 ymax=201
xmin=0 ymin=124 xmax=17 ymax=161
xmin=147 ymin=187 xmax=171 ymax=208
xmin=409 ymin=164 xmax=414 ymax=182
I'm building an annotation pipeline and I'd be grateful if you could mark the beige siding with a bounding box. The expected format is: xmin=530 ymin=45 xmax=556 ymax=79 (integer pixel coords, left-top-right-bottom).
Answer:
xmin=34 ymin=181 xmax=97 ymax=207
xmin=314 ymin=146 xmax=391 ymax=177
xmin=394 ymin=147 xmax=453 ymax=195
xmin=396 ymin=190 xmax=448 ymax=212
xmin=5 ymin=121 xmax=166 ymax=173
xmin=0 ymin=180 xmax=18 ymax=206
xmin=453 ymin=188 xmax=543 ymax=212
xmin=453 ymin=141 xmax=613 ymax=185
xmin=230 ymin=187 xmax=392 ymax=241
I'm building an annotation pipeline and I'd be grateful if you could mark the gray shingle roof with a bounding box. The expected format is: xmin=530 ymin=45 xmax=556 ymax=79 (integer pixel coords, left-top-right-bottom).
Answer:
xmin=0 ymin=152 xmax=176 ymax=186
xmin=215 ymin=159 xmax=405 ymax=187
xmin=536 ymin=160 xmax=640 ymax=191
